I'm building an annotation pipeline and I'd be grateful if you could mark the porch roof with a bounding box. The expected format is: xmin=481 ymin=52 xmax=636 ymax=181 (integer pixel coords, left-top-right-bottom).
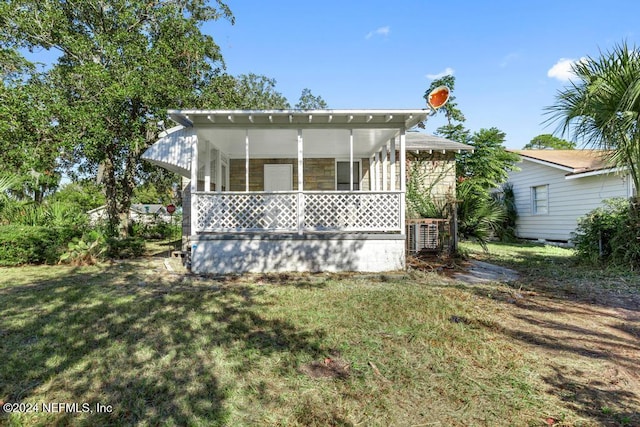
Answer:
xmin=143 ymin=109 xmax=433 ymax=177
xmin=405 ymin=131 xmax=474 ymax=153
xmin=167 ymin=109 xmax=428 ymax=129
xmin=168 ymin=109 xmax=429 ymax=159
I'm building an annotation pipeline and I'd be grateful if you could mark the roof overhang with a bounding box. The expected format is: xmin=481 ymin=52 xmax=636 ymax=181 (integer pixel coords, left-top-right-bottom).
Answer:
xmin=515 ymin=152 xmax=622 ymax=179
xmin=168 ymin=109 xmax=428 ymax=130
xmin=143 ymin=109 xmax=437 ymax=176
xmin=166 ymin=109 xmax=430 ymax=159
xmin=565 ymin=167 xmax=624 ymax=180
xmin=517 ymin=155 xmax=575 ymax=172
xmin=405 ymin=131 xmax=474 ymax=153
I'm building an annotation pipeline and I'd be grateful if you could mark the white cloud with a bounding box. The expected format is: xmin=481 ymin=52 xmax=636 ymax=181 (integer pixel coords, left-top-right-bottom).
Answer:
xmin=500 ymin=52 xmax=520 ymax=68
xmin=365 ymin=26 xmax=390 ymax=40
xmin=547 ymin=58 xmax=584 ymax=82
xmin=425 ymin=67 xmax=454 ymax=80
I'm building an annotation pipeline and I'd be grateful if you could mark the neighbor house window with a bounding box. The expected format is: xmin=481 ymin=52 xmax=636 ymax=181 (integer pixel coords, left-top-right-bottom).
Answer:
xmin=336 ymin=161 xmax=360 ymax=190
xmin=628 ymin=175 xmax=636 ymax=198
xmin=532 ymin=185 xmax=548 ymax=214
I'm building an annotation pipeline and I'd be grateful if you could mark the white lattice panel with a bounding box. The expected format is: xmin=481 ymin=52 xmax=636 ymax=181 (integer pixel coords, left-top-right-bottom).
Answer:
xmin=196 ymin=193 xmax=297 ymax=231
xmin=195 ymin=191 xmax=402 ymax=233
xmin=303 ymin=192 xmax=401 ymax=231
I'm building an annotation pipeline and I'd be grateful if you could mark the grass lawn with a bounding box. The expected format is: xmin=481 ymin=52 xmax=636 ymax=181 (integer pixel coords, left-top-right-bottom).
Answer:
xmin=0 ymin=241 xmax=638 ymax=426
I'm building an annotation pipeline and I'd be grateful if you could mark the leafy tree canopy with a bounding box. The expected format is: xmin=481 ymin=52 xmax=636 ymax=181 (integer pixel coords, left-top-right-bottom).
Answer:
xmin=230 ymin=73 xmax=290 ymax=109
xmin=50 ymin=180 xmax=105 ymax=212
xmin=0 ymin=67 xmax=63 ymax=202
xmin=0 ymin=0 xmax=235 ymax=234
xmin=457 ymin=127 xmax=520 ymax=189
xmin=295 ymin=88 xmax=328 ymax=109
xmin=523 ymin=134 xmax=575 ymax=150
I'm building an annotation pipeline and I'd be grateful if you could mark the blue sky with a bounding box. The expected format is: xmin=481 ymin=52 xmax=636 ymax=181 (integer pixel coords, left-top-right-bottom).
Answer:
xmin=207 ymin=0 xmax=640 ymax=148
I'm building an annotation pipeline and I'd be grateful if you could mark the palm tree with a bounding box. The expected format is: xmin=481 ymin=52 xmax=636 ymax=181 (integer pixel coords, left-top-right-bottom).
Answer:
xmin=547 ymin=41 xmax=640 ymax=195
xmin=0 ymin=174 xmax=20 ymax=222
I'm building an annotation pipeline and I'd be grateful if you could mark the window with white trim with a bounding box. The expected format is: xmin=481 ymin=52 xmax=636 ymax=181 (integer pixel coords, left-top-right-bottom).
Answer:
xmin=532 ymin=184 xmax=548 ymax=215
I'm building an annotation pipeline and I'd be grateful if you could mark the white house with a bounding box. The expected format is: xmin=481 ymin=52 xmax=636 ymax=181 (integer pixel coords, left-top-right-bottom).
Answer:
xmin=507 ymin=150 xmax=633 ymax=242
xmin=141 ymin=109 xmax=469 ymax=274
xmin=88 ymin=203 xmax=172 ymax=225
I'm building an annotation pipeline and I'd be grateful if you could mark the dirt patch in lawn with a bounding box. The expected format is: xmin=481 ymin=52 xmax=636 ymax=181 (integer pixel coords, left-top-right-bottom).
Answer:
xmin=299 ymin=352 xmax=351 ymax=380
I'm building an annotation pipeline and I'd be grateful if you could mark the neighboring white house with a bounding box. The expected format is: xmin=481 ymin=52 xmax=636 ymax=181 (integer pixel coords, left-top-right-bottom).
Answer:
xmin=507 ymin=150 xmax=633 ymax=242
xmin=88 ymin=204 xmax=172 ymax=225
xmin=141 ymin=109 xmax=471 ymax=274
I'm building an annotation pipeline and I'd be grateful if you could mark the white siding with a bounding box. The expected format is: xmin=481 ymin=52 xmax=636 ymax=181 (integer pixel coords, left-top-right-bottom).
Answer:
xmin=141 ymin=126 xmax=195 ymax=177
xmin=508 ymin=160 xmax=629 ymax=241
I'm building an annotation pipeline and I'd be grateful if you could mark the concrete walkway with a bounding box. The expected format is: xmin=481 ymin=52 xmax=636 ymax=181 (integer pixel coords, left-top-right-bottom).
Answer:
xmin=453 ymin=260 xmax=519 ymax=284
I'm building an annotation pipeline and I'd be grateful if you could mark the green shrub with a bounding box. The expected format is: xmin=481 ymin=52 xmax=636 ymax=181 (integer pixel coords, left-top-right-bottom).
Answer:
xmin=105 ymin=237 xmax=146 ymax=259
xmin=406 ymin=159 xmax=451 ymax=219
xmin=456 ymin=180 xmax=506 ymax=251
xmin=59 ymin=235 xmax=107 ymax=266
xmin=1 ymin=200 xmax=88 ymax=228
xmin=128 ymin=218 xmax=181 ymax=240
xmin=0 ymin=225 xmax=81 ymax=266
xmin=492 ymin=182 xmax=518 ymax=242
xmin=573 ymin=198 xmax=640 ymax=269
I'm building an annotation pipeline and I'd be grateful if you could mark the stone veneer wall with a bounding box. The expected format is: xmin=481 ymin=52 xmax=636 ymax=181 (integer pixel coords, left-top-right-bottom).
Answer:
xmin=229 ymin=158 xmax=369 ymax=191
xmin=368 ymin=151 xmax=456 ymax=195
xmin=230 ymin=158 xmax=297 ymax=191
xmin=361 ymin=158 xmax=370 ymax=190
xmin=406 ymin=151 xmax=457 ymax=198
xmin=303 ymin=158 xmax=335 ymax=190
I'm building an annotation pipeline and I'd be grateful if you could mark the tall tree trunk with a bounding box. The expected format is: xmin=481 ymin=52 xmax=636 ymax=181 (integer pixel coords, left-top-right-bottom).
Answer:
xmin=103 ymin=154 xmax=120 ymax=237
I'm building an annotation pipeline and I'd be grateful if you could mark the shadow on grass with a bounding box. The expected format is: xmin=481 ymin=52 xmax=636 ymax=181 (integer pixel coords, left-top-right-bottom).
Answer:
xmin=452 ymin=241 xmax=640 ymax=425
xmin=459 ymin=291 xmax=640 ymax=425
xmin=0 ymin=262 xmax=329 ymax=425
xmin=543 ymin=366 xmax=640 ymax=426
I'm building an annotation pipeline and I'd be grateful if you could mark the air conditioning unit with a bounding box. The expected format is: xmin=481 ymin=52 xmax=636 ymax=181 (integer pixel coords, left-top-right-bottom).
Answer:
xmin=406 ymin=220 xmax=440 ymax=253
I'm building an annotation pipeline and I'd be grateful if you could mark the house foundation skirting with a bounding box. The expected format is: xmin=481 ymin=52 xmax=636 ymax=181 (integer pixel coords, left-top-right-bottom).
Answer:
xmin=189 ymin=233 xmax=406 ymax=274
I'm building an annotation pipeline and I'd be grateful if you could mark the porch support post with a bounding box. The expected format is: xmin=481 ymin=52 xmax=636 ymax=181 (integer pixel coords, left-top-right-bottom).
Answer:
xmin=245 ymin=129 xmax=249 ymax=192
xmin=190 ymin=131 xmax=198 ymax=236
xmin=297 ymin=129 xmax=304 ymax=234
xmin=370 ymin=154 xmax=376 ymax=191
xmin=374 ymin=151 xmax=380 ymax=191
xmin=349 ymin=130 xmax=354 ymax=191
xmin=390 ymin=137 xmax=396 ymax=191
xmin=216 ymin=147 xmax=222 ymax=193
xmin=382 ymin=146 xmax=388 ymax=191
xmin=400 ymin=128 xmax=406 ymax=234
xmin=204 ymin=142 xmax=211 ymax=192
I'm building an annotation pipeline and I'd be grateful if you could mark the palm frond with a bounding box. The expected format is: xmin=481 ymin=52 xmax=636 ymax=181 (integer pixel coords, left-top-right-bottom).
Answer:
xmin=545 ymin=41 xmax=640 ymax=192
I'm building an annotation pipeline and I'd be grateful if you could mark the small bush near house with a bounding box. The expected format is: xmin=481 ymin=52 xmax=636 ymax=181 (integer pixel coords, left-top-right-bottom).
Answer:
xmin=59 ymin=235 xmax=107 ymax=266
xmin=1 ymin=200 xmax=88 ymax=229
xmin=491 ymin=182 xmax=518 ymax=242
xmin=130 ymin=218 xmax=181 ymax=240
xmin=456 ymin=180 xmax=506 ymax=251
xmin=105 ymin=236 xmax=146 ymax=259
xmin=573 ymin=198 xmax=640 ymax=269
xmin=0 ymin=225 xmax=81 ymax=266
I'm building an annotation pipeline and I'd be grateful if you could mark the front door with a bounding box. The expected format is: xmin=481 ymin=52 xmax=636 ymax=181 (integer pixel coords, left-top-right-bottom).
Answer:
xmin=264 ymin=164 xmax=293 ymax=191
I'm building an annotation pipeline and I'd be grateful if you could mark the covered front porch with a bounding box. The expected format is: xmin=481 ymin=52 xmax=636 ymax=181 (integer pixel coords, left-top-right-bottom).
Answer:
xmin=143 ymin=109 xmax=429 ymax=273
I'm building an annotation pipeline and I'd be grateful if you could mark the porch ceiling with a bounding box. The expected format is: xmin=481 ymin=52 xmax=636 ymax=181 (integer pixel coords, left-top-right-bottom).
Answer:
xmin=170 ymin=109 xmax=429 ymax=158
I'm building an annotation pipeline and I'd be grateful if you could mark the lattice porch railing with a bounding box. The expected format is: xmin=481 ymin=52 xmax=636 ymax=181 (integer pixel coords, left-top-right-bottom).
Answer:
xmin=194 ymin=191 xmax=402 ymax=233
xmin=195 ymin=192 xmax=298 ymax=232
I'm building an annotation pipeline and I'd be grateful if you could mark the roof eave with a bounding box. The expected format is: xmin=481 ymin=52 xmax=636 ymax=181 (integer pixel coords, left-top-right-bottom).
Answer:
xmin=167 ymin=109 xmax=430 ymax=129
xmin=517 ymin=155 xmax=576 ymax=172
xmin=565 ymin=166 xmax=625 ymax=180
